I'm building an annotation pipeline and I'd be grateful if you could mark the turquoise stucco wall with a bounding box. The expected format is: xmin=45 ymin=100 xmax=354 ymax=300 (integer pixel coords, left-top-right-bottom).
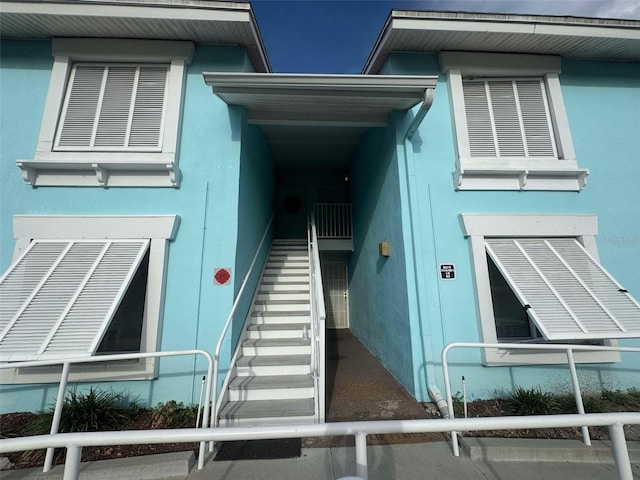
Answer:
xmin=232 ymin=120 xmax=276 ymax=347
xmin=0 ymin=40 xmax=270 ymax=412
xmin=380 ymin=52 xmax=640 ymax=401
xmin=349 ymin=123 xmax=415 ymax=393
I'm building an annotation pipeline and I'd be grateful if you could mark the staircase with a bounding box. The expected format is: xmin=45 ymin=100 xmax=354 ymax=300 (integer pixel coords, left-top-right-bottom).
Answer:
xmin=217 ymin=239 xmax=316 ymax=426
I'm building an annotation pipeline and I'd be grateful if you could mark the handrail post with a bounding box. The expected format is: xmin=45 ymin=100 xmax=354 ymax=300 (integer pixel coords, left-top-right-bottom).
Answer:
xmin=566 ymin=348 xmax=591 ymax=446
xmin=609 ymin=423 xmax=633 ymax=480
xmin=355 ymin=432 xmax=368 ymax=480
xmin=63 ymin=445 xmax=82 ymax=480
xmin=441 ymin=345 xmax=460 ymax=456
xmin=44 ymin=361 xmax=71 ymax=473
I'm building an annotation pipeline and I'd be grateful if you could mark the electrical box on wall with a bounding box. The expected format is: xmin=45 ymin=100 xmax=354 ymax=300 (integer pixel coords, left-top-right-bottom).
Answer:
xmin=379 ymin=241 xmax=390 ymax=257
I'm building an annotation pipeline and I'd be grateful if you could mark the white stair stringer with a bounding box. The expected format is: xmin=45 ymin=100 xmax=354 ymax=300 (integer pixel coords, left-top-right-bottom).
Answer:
xmin=218 ymin=239 xmax=316 ymax=427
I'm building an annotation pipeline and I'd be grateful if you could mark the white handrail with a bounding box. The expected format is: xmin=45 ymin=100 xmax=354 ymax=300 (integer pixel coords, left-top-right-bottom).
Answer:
xmin=1 ymin=412 xmax=638 ymax=480
xmin=211 ymin=212 xmax=275 ymax=427
xmin=313 ymin=203 xmax=353 ymax=239
xmin=0 ymin=349 xmax=214 ymax=472
xmin=441 ymin=342 xmax=640 ymax=457
xmin=308 ymin=211 xmax=326 ymax=422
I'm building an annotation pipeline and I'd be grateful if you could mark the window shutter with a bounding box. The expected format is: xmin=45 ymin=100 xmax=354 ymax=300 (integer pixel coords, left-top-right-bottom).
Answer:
xmin=56 ymin=64 xmax=168 ymax=151
xmin=129 ymin=67 xmax=168 ymax=147
xmin=0 ymin=240 xmax=149 ymax=361
xmin=486 ymin=238 xmax=640 ymax=340
xmin=57 ymin=66 xmax=104 ymax=147
xmin=94 ymin=66 xmax=137 ymax=147
xmin=517 ymin=80 xmax=557 ymax=157
xmin=463 ymin=79 xmax=557 ymax=159
xmin=462 ymin=81 xmax=497 ymax=157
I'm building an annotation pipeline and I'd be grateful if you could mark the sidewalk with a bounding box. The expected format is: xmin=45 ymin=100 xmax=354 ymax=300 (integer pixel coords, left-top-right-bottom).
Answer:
xmin=4 ymin=439 xmax=639 ymax=479
xmin=189 ymin=440 xmax=640 ymax=480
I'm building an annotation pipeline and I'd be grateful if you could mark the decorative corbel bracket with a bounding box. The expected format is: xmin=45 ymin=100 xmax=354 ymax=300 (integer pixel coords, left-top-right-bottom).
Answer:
xmin=92 ymin=163 xmax=108 ymax=185
xmin=16 ymin=161 xmax=36 ymax=185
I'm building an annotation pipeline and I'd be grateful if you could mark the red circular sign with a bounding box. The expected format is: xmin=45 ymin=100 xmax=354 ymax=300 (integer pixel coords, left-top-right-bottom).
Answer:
xmin=214 ymin=268 xmax=231 ymax=285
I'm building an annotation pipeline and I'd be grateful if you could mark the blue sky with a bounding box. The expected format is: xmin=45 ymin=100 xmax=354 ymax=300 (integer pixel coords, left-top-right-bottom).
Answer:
xmin=250 ymin=0 xmax=640 ymax=73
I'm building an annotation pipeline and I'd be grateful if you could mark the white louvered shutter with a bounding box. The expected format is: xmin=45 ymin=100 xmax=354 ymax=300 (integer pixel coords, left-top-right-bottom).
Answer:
xmin=0 ymin=240 xmax=149 ymax=361
xmin=462 ymin=79 xmax=557 ymax=160
xmin=55 ymin=64 xmax=168 ymax=151
xmin=486 ymin=238 xmax=640 ymax=341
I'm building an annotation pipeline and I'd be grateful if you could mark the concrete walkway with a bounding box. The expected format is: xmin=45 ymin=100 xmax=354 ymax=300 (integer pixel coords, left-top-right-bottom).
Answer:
xmin=189 ymin=439 xmax=640 ymax=480
xmin=4 ymin=438 xmax=639 ymax=479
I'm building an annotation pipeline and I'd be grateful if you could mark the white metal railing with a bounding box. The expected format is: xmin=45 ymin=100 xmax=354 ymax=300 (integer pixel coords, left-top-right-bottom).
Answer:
xmin=1 ymin=413 xmax=638 ymax=480
xmin=212 ymin=212 xmax=275 ymax=427
xmin=0 ymin=349 xmax=214 ymax=472
xmin=308 ymin=211 xmax=326 ymax=422
xmin=442 ymin=342 xmax=640 ymax=457
xmin=314 ymin=203 xmax=352 ymax=239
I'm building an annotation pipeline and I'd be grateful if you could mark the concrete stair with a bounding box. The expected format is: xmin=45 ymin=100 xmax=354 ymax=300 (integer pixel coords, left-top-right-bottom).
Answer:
xmin=218 ymin=239 xmax=316 ymax=426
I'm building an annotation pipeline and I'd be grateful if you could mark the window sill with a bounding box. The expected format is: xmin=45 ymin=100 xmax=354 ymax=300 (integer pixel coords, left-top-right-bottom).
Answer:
xmin=454 ymin=167 xmax=589 ymax=191
xmin=482 ymin=347 xmax=621 ymax=366
xmin=0 ymin=358 xmax=157 ymax=384
xmin=17 ymin=155 xmax=180 ymax=187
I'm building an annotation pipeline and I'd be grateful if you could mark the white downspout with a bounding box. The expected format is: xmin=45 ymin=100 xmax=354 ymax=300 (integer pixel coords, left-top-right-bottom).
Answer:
xmin=401 ymin=88 xmax=450 ymax=419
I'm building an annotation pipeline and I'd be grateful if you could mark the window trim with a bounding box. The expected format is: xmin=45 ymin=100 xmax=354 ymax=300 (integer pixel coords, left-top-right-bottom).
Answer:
xmin=460 ymin=213 xmax=620 ymax=366
xmin=441 ymin=52 xmax=588 ymax=191
xmin=17 ymin=38 xmax=194 ymax=188
xmin=1 ymin=215 xmax=179 ymax=384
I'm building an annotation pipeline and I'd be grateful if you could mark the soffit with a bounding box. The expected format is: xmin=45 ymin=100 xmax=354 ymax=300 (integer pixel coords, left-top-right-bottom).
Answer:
xmin=204 ymin=73 xmax=437 ymax=173
xmin=0 ymin=0 xmax=270 ymax=72
xmin=365 ymin=10 xmax=640 ymax=73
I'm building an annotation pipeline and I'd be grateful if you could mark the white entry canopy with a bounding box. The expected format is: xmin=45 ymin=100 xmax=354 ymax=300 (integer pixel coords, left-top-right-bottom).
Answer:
xmin=486 ymin=238 xmax=640 ymax=341
xmin=0 ymin=239 xmax=149 ymax=361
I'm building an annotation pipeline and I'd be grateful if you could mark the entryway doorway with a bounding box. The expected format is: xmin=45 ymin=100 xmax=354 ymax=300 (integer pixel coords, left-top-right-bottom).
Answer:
xmin=321 ymin=262 xmax=349 ymax=329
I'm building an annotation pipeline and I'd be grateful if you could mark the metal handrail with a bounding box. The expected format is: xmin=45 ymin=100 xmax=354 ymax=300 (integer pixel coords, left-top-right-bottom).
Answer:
xmin=313 ymin=203 xmax=353 ymax=239
xmin=308 ymin=211 xmax=326 ymax=422
xmin=0 ymin=349 xmax=214 ymax=472
xmin=211 ymin=211 xmax=275 ymax=427
xmin=442 ymin=342 xmax=640 ymax=457
xmin=1 ymin=412 xmax=638 ymax=480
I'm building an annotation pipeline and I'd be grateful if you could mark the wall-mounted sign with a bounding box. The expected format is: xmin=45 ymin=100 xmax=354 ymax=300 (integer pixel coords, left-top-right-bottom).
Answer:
xmin=214 ymin=268 xmax=232 ymax=285
xmin=439 ymin=264 xmax=455 ymax=280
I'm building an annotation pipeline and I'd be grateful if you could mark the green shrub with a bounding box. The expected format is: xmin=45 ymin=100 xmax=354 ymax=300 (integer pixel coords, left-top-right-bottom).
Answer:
xmin=26 ymin=387 xmax=132 ymax=436
xmin=503 ymin=386 xmax=559 ymax=416
xmin=151 ymin=400 xmax=197 ymax=429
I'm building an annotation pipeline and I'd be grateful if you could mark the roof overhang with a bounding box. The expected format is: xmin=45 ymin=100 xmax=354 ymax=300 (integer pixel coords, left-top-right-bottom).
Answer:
xmin=204 ymin=73 xmax=438 ymax=173
xmin=0 ymin=0 xmax=270 ymax=72
xmin=204 ymin=73 xmax=438 ymax=127
xmin=364 ymin=10 xmax=640 ymax=74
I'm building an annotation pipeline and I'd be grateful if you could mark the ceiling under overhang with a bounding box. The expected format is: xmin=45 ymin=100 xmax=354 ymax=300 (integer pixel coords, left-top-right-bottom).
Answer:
xmin=0 ymin=0 xmax=270 ymax=72
xmin=365 ymin=10 xmax=640 ymax=74
xmin=204 ymin=73 xmax=438 ymax=174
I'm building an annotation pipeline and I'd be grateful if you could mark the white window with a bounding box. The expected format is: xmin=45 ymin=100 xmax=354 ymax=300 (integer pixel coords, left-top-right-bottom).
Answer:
xmin=441 ymin=52 xmax=588 ymax=191
xmin=17 ymin=39 xmax=194 ymax=187
xmin=459 ymin=214 xmax=640 ymax=365
xmin=0 ymin=215 xmax=178 ymax=383
xmin=55 ymin=64 xmax=169 ymax=152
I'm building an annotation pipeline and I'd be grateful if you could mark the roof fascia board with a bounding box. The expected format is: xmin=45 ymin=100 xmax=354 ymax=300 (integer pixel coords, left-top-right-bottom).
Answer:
xmin=391 ymin=15 xmax=640 ymax=40
xmin=0 ymin=1 xmax=251 ymax=23
xmin=204 ymin=72 xmax=438 ymax=92
xmin=362 ymin=12 xmax=394 ymax=74
xmin=363 ymin=10 xmax=640 ymax=73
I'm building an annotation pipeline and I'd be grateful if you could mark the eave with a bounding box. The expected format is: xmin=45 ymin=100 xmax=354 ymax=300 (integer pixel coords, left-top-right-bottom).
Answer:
xmin=204 ymin=73 xmax=438 ymax=127
xmin=203 ymin=73 xmax=438 ymax=174
xmin=364 ymin=10 xmax=640 ymax=74
xmin=0 ymin=0 xmax=270 ymax=72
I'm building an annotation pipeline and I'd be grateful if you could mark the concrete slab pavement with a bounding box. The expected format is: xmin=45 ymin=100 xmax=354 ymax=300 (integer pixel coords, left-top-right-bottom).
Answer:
xmin=4 ymin=440 xmax=639 ymax=480
xmin=188 ymin=441 xmax=640 ymax=480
